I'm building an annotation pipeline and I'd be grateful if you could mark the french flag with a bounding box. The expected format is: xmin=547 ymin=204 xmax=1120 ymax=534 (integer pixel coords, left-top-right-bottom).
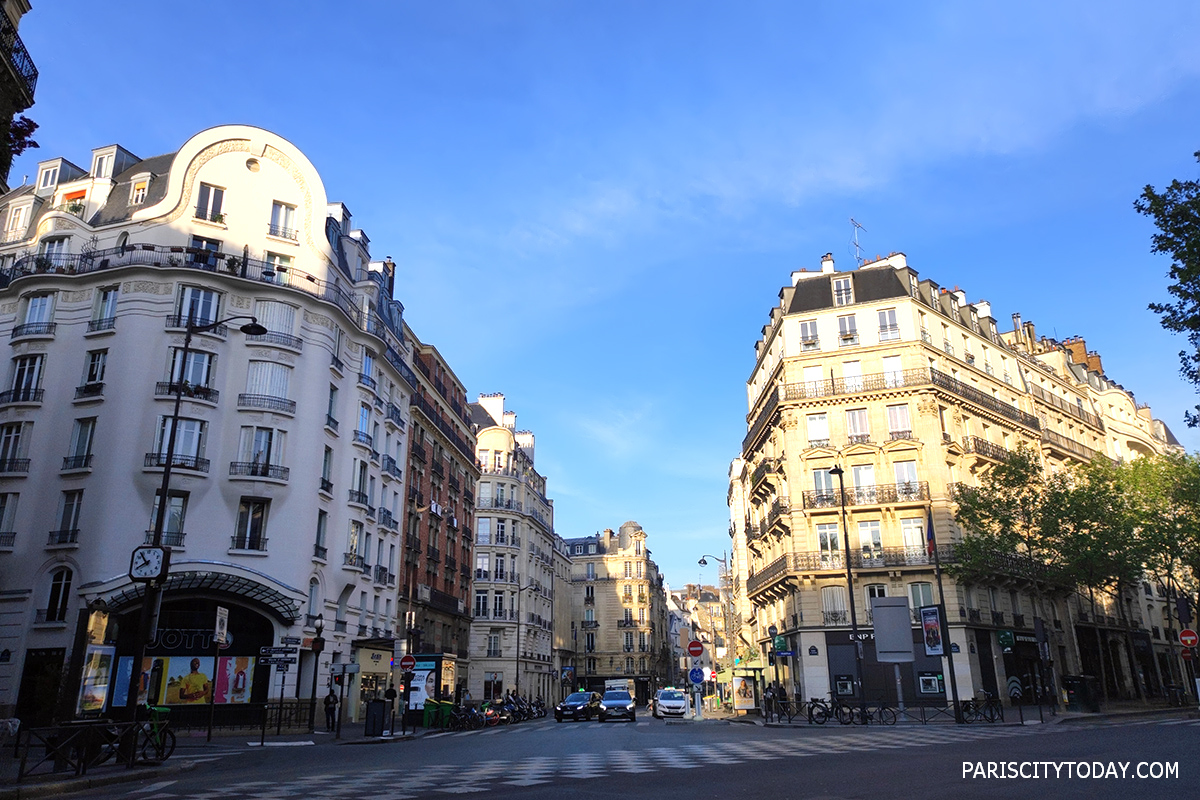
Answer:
xmin=926 ymin=507 xmax=936 ymax=558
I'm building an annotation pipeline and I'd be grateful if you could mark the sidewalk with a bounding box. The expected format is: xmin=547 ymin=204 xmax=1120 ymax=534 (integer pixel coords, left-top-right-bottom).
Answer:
xmin=0 ymin=719 xmax=436 ymax=799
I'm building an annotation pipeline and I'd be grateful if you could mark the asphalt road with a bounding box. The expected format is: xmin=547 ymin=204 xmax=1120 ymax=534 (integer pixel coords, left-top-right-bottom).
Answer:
xmin=69 ymin=714 xmax=1198 ymax=800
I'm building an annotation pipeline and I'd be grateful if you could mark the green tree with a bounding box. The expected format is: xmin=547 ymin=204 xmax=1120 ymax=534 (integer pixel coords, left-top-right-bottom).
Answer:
xmin=1135 ymin=153 xmax=1200 ymax=427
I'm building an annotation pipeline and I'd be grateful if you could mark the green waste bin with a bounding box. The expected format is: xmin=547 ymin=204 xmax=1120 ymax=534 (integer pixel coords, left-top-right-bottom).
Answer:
xmin=423 ymin=700 xmax=450 ymax=728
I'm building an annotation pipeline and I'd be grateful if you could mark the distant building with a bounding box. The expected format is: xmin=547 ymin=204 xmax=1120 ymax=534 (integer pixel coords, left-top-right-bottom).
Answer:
xmin=564 ymin=521 xmax=670 ymax=704
xmin=729 ymin=251 xmax=1183 ymax=707
xmin=466 ymin=393 xmax=562 ymax=702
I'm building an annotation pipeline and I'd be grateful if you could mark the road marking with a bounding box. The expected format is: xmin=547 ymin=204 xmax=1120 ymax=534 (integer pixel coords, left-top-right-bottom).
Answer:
xmin=129 ymin=780 xmax=179 ymax=794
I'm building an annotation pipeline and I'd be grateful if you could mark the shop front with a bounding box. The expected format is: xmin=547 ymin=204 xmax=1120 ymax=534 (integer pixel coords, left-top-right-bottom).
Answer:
xmin=349 ymin=642 xmax=394 ymax=722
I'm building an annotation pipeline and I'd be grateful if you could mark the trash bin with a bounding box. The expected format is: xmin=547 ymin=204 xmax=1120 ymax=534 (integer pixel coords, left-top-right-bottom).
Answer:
xmin=364 ymin=699 xmax=387 ymax=737
xmin=422 ymin=700 xmax=443 ymax=728
xmin=1062 ymin=675 xmax=1101 ymax=713
xmin=1062 ymin=675 xmax=1082 ymax=711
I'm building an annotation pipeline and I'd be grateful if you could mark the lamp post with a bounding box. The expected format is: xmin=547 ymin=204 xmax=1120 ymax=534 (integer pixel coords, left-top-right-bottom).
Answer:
xmin=698 ymin=554 xmax=731 ymax=704
xmin=124 ymin=312 xmax=267 ymax=720
xmin=308 ymin=615 xmax=325 ymax=733
xmin=828 ymin=464 xmax=865 ymax=712
xmin=514 ymin=583 xmax=536 ymax=699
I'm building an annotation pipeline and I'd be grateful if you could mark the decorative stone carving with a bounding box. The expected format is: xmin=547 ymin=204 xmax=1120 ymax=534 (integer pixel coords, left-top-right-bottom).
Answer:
xmin=122 ymin=280 xmax=173 ymax=295
xmin=230 ymin=295 xmax=251 ymax=309
xmin=917 ymin=397 xmax=939 ymax=417
xmin=0 ymin=303 xmax=16 ymax=315
xmin=62 ymin=290 xmax=91 ymax=303
xmin=303 ymin=310 xmax=333 ymax=330
xmin=249 ymin=349 xmax=294 ymax=365
xmin=164 ymin=139 xmax=255 ymax=225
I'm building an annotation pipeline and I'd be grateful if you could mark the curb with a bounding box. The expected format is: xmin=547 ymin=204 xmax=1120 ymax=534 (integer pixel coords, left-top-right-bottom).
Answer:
xmin=1055 ymin=707 xmax=1197 ymax=726
xmin=0 ymin=759 xmax=196 ymax=800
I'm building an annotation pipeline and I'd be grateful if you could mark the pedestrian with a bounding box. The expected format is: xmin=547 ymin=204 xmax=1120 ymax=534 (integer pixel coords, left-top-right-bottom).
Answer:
xmin=323 ymin=689 xmax=338 ymax=732
xmin=384 ymin=683 xmax=398 ymax=732
xmin=763 ymin=684 xmax=775 ymax=722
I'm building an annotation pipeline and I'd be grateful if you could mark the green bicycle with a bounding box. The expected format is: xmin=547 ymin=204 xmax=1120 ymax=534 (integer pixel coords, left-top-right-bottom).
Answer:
xmin=139 ymin=704 xmax=176 ymax=761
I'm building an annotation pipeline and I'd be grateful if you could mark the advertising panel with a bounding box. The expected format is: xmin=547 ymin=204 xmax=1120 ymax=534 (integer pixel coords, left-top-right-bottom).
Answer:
xmin=76 ymin=644 xmax=116 ymax=714
xmin=164 ymin=656 xmax=214 ymax=704
xmin=214 ymin=656 xmax=255 ymax=703
xmin=921 ymin=605 xmax=944 ymax=657
xmin=732 ymin=676 xmax=756 ymax=710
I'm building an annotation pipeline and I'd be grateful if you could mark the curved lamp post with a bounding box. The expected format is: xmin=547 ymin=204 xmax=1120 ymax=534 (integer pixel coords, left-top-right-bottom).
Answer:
xmin=308 ymin=615 xmax=325 ymax=732
xmin=828 ymin=464 xmax=865 ymax=714
xmin=698 ymin=554 xmax=730 ymax=701
xmin=124 ymin=313 xmax=268 ymax=720
xmin=514 ymin=583 xmax=537 ymax=699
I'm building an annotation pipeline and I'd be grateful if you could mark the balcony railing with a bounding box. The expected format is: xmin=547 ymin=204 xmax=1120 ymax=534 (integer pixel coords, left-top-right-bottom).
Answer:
xmin=386 ymin=403 xmax=405 ymax=429
xmin=801 ymin=482 xmax=929 ymax=509
xmin=325 ymin=414 xmax=339 ymax=432
xmin=145 ymin=530 xmax=186 ymax=547
xmin=11 ymin=322 xmax=55 ymax=339
xmin=358 ymin=373 xmax=377 ymax=390
xmin=313 ymin=544 xmax=328 ymax=560
xmin=580 ymin=620 xmax=599 ymax=629
xmin=229 ymin=462 xmax=290 ymax=481
xmin=267 ymin=223 xmax=299 ymax=241
xmin=747 ymin=544 xmax=958 ymax=596
xmin=244 ymin=331 xmax=303 ymax=350
xmin=144 ymin=453 xmax=209 ymax=473
xmin=353 ymin=430 xmax=373 ymax=448
xmin=74 ymin=382 xmax=104 ymax=400
xmin=155 ymin=382 xmax=218 ymax=403
xmin=237 ymin=394 xmax=296 ymax=414
xmin=343 ymin=552 xmax=365 ymax=569
xmin=348 ymin=489 xmax=368 ymax=506
xmin=165 ymin=314 xmax=226 ymax=337
xmin=1030 ymin=384 xmax=1103 ymax=430
xmin=0 ymin=13 xmax=38 ymax=104
xmin=0 ymin=458 xmax=29 ymax=473
xmin=230 ymin=536 xmax=268 ymax=551
xmin=319 ymin=477 xmax=333 ymax=494
xmin=47 ymin=529 xmax=80 ymax=546
xmin=0 ymin=387 xmax=42 ymax=404
xmin=962 ymin=436 xmax=1010 ymax=463
xmin=1041 ymin=428 xmax=1101 ymax=462
xmin=87 ymin=316 xmax=116 ymax=333
xmin=0 ymin=532 xmax=14 ymax=547
xmin=61 ymin=454 xmax=93 ymax=471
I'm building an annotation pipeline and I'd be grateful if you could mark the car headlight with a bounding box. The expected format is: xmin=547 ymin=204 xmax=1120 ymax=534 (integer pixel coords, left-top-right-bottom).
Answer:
xmin=626 ymin=703 xmax=635 ymax=710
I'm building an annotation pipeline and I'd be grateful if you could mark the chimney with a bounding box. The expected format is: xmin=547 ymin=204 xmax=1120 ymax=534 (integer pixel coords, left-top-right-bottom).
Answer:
xmin=820 ymin=253 xmax=835 ymax=274
xmin=1011 ymin=313 xmax=1022 ymax=343
xmin=382 ymin=256 xmax=396 ymax=297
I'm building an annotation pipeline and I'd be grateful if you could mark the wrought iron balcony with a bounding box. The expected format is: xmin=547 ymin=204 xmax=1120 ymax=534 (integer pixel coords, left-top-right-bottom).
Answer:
xmin=353 ymin=430 xmax=373 ymax=448
xmin=0 ymin=458 xmax=29 ymax=473
xmin=267 ymin=223 xmax=299 ymax=240
xmin=165 ymin=315 xmax=226 ymax=337
xmin=348 ymin=489 xmax=368 ymax=506
xmin=10 ymin=322 xmax=55 ymax=339
xmin=155 ymin=382 xmax=218 ymax=403
xmin=319 ymin=477 xmax=333 ymax=494
xmin=0 ymin=387 xmax=42 ymax=404
xmin=47 ymin=529 xmax=80 ymax=546
xmin=358 ymin=373 xmax=377 ymax=390
xmin=230 ymin=536 xmax=268 ymax=551
xmin=229 ymin=462 xmax=289 ymax=481
xmin=823 ymin=610 xmax=849 ymax=626
xmin=144 ymin=452 xmax=209 ymax=472
xmin=61 ymin=454 xmax=93 ymax=471
xmin=962 ymin=436 xmax=1011 ymax=462
xmin=343 ymin=552 xmax=364 ymax=569
xmin=0 ymin=13 xmax=37 ymax=105
xmin=144 ymin=530 xmax=186 ymax=547
xmin=325 ymin=414 xmax=339 ymax=432
xmin=426 ymin=545 xmax=441 ymax=562
xmin=75 ymin=382 xmax=104 ymax=400
xmin=244 ymin=331 xmax=303 ymax=350
xmin=0 ymin=531 xmax=14 ymax=548
xmin=237 ymin=394 xmax=296 ymax=414
xmin=87 ymin=317 xmax=116 ymax=333
xmin=330 ymin=354 xmax=344 ymax=372
xmin=313 ymin=544 xmax=327 ymax=560
xmin=801 ymin=481 xmax=929 ymax=509
xmin=386 ymin=403 xmax=405 ymax=429
xmin=580 ymin=620 xmax=600 ymax=629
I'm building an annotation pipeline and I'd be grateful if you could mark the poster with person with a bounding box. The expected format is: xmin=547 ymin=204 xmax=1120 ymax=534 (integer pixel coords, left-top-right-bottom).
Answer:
xmin=214 ymin=656 xmax=255 ymax=704
xmin=110 ymin=656 xmax=167 ymax=708
xmin=732 ymin=676 xmax=756 ymax=710
xmin=407 ymin=668 xmax=437 ymax=710
xmin=921 ymin=606 xmax=944 ymax=657
xmin=164 ymin=656 xmax=214 ymax=704
xmin=76 ymin=644 xmax=116 ymax=714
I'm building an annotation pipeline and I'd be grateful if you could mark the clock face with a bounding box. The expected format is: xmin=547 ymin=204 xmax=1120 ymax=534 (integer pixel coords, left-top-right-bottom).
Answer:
xmin=129 ymin=546 xmax=167 ymax=581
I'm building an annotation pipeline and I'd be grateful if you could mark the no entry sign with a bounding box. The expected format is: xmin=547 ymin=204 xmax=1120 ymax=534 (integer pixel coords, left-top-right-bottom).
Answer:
xmin=1179 ymin=629 xmax=1198 ymax=648
xmin=399 ymin=654 xmax=416 ymax=671
xmin=687 ymin=640 xmax=704 ymax=658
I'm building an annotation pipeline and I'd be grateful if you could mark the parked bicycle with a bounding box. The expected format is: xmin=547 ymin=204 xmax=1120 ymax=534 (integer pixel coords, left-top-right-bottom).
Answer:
xmin=139 ymin=704 xmax=175 ymax=761
xmin=961 ymin=691 xmax=1003 ymax=723
xmin=852 ymin=699 xmax=898 ymax=726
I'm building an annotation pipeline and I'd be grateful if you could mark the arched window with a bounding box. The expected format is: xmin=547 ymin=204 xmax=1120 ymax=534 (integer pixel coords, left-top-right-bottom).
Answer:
xmin=46 ymin=567 xmax=72 ymax=622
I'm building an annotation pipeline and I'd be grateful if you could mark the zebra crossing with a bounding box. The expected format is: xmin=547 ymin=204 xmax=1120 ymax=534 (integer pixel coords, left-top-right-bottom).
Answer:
xmin=424 ymin=718 xmax=652 ymax=738
xmin=138 ymin=722 xmax=1060 ymax=799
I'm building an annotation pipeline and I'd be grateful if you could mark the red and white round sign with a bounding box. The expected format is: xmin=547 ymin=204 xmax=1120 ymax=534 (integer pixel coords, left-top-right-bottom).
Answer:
xmin=687 ymin=640 xmax=704 ymax=658
xmin=1179 ymin=629 xmax=1198 ymax=648
xmin=399 ymin=654 xmax=416 ymax=671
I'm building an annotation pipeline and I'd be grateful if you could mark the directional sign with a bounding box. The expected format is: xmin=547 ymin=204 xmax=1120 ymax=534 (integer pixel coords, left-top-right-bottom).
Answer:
xmin=280 ymin=636 xmax=301 ymax=645
xmin=399 ymin=654 xmax=416 ymax=671
xmin=329 ymin=663 xmax=361 ymax=675
xmin=214 ymin=606 xmax=228 ymax=646
xmin=275 ymin=664 xmax=290 ymax=673
xmin=773 ymin=635 xmax=786 ymax=652
xmin=777 ymin=650 xmax=795 ymax=657
xmin=260 ymin=646 xmax=298 ymax=655
xmin=1179 ymin=629 xmax=1198 ymax=648
xmin=259 ymin=656 xmax=297 ymax=665
xmin=688 ymin=667 xmax=706 ymax=685
xmin=687 ymin=640 xmax=704 ymax=658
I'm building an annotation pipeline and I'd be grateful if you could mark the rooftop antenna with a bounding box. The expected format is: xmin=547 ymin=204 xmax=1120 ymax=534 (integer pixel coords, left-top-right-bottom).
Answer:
xmin=850 ymin=218 xmax=867 ymax=266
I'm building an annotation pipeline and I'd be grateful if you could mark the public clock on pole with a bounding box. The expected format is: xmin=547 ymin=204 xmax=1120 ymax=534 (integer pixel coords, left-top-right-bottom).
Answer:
xmin=129 ymin=545 xmax=169 ymax=582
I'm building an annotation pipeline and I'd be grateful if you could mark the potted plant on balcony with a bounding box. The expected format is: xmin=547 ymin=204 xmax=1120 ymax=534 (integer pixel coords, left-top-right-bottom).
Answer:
xmin=225 ymin=256 xmax=240 ymax=274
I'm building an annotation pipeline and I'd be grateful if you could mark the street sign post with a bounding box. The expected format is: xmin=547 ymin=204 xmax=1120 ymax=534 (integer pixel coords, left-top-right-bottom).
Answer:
xmin=399 ymin=654 xmax=416 ymax=671
xmin=1179 ymin=629 xmax=1198 ymax=648
xmin=259 ymin=656 xmax=298 ymax=665
xmin=260 ymin=646 xmax=298 ymax=656
xmin=768 ymin=625 xmax=778 ymax=637
xmin=689 ymin=667 xmax=705 ymax=684
xmin=214 ymin=606 xmax=228 ymax=646
xmin=280 ymin=636 xmax=301 ymax=645
xmin=687 ymin=640 xmax=704 ymax=658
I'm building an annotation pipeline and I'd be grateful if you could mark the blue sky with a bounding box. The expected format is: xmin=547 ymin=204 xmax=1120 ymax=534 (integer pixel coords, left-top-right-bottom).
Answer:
xmin=17 ymin=1 xmax=1200 ymax=587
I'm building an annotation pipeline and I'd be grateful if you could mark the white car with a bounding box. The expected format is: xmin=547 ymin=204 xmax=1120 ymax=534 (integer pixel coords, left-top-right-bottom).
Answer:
xmin=653 ymin=688 xmax=688 ymax=718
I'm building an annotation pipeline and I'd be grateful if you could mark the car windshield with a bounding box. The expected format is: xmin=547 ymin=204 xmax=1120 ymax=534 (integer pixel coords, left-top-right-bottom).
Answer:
xmin=603 ymin=691 xmax=631 ymax=702
xmin=660 ymin=690 xmax=685 ymax=701
xmin=565 ymin=693 xmax=591 ymax=703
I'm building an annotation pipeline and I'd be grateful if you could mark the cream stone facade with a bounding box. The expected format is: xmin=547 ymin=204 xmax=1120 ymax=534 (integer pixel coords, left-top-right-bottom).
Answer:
xmin=465 ymin=393 xmax=563 ymax=703
xmin=730 ymin=252 xmax=1184 ymax=708
xmin=565 ymin=521 xmax=670 ymax=704
xmin=0 ymin=125 xmax=475 ymax=726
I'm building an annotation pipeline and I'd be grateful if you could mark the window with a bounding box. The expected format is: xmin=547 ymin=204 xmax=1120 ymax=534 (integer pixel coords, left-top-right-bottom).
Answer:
xmin=858 ymin=521 xmax=882 ymax=560
xmin=245 ymin=361 xmax=291 ymax=400
xmin=909 ymin=274 xmax=919 ymax=298
xmin=11 ymin=354 xmax=44 ymax=400
xmin=45 ymin=568 xmax=72 ymax=622
xmin=56 ymin=490 xmax=83 ymax=537
xmin=623 ymin=608 xmax=633 ymax=624
xmin=170 ymin=348 xmax=214 ymax=388
xmin=802 ymin=413 xmax=829 ymax=446
xmin=315 ymin=509 xmax=328 ymax=556
xmin=233 ymin=499 xmax=269 ymax=550
xmin=94 ymin=286 xmax=119 ymax=324
xmin=833 ymin=276 xmax=853 ymax=306
xmin=587 ymin=543 xmax=597 ymax=554
xmin=477 ymin=518 xmax=491 ymax=545
xmin=149 ymin=490 xmax=188 ymax=545
xmin=39 ymin=167 xmax=58 ymax=189
xmin=894 ymin=461 xmax=919 ymax=494
xmin=624 ymin=561 xmax=632 ymax=578
xmin=188 ymin=236 xmax=221 ymax=267
xmin=625 ymin=657 xmax=634 ymax=674
xmin=237 ymin=426 xmax=285 ymax=469
xmin=0 ymin=423 xmax=24 ymax=468
xmin=837 ymin=315 xmax=858 ymax=346
xmin=326 ymin=384 xmax=338 ymax=424
xmin=6 ymin=205 xmax=27 ymax=232
xmin=910 ymin=582 xmax=934 ymax=609
xmin=496 ymin=519 xmax=507 ymax=544
xmin=93 ymin=154 xmax=111 ymax=178
xmin=865 ymin=584 xmax=888 ymax=610
xmin=813 ymin=468 xmax=835 ymax=498
xmin=195 ymin=183 xmax=224 ymax=222
xmin=842 ymin=361 xmax=862 ymax=392
xmin=822 ymin=586 xmax=848 ymax=625
xmin=475 ymin=590 xmax=488 ymax=617
xmin=263 ymin=252 xmax=292 ymax=282
xmin=65 ymin=418 xmax=95 ymax=468
xmin=846 ymin=408 xmax=869 ymax=442
xmin=475 ymin=553 xmax=490 ymax=579
xmin=886 ymin=404 xmax=911 ymax=438
xmin=492 ymin=592 xmax=504 ymax=617
xmin=362 ymin=350 xmax=376 ymax=382
xmin=177 ymin=286 xmax=220 ymax=325
xmin=882 ymin=355 xmax=903 ymax=388
xmin=357 ymin=404 xmax=371 ymax=434
xmin=156 ymin=416 xmax=206 ymax=460
xmin=269 ymin=202 xmax=297 ymax=239
xmin=878 ymin=308 xmax=899 ymax=341
xmin=0 ymin=492 xmax=17 ymax=536
xmin=131 ymin=180 xmax=148 ymax=205
xmin=799 ymin=318 xmax=819 ymax=350
xmin=24 ymin=294 xmax=53 ymax=324
xmin=321 ymin=446 xmax=333 ymax=482
xmin=624 ymin=632 xmax=634 ymax=651
xmin=817 ymin=524 xmax=840 ymax=566
xmin=585 ymin=632 xmax=595 ymax=652
xmin=851 ymin=464 xmax=875 ymax=501
xmin=573 ymin=544 xmax=582 ymax=555
xmin=254 ymin=300 xmax=296 ymax=335
xmin=586 ymin=563 xmax=595 ymax=579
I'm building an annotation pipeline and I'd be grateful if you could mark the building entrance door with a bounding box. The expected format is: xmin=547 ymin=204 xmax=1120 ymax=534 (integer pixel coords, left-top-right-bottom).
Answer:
xmin=16 ymin=648 xmax=65 ymax=727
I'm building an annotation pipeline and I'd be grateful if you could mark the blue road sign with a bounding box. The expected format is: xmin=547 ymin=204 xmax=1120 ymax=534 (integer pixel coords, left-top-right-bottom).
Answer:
xmin=776 ymin=650 xmax=796 ymax=657
xmin=688 ymin=667 xmax=706 ymax=685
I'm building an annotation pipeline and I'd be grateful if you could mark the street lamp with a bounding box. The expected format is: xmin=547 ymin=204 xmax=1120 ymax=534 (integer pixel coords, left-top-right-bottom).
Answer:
xmin=698 ymin=554 xmax=731 ymax=709
xmin=828 ymin=464 xmax=865 ymax=712
xmin=124 ymin=311 xmax=268 ymax=720
xmin=308 ymin=615 xmax=325 ymax=733
xmin=514 ymin=583 xmax=537 ymax=699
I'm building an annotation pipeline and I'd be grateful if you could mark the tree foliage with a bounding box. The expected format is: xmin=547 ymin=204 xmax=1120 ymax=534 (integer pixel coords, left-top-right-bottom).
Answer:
xmin=1135 ymin=152 xmax=1200 ymax=427
xmin=1 ymin=115 xmax=38 ymax=159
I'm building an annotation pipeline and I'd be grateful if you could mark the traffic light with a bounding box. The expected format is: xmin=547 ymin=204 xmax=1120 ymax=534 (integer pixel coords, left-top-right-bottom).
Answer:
xmin=1177 ymin=595 xmax=1193 ymax=626
xmin=334 ymin=674 xmax=343 ymax=686
xmin=768 ymin=651 xmax=776 ymax=666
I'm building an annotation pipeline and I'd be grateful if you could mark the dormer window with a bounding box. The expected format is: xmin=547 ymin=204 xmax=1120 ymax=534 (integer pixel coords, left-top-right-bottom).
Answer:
xmin=131 ymin=180 xmax=148 ymax=205
xmin=38 ymin=167 xmax=58 ymax=189
xmin=833 ymin=276 xmax=853 ymax=306
xmin=92 ymin=155 xmax=111 ymax=179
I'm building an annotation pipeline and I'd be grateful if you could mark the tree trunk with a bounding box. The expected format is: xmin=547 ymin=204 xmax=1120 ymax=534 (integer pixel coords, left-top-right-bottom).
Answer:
xmin=1115 ymin=581 xmax=1144 ymax=700
xmin=1089 ymin=587 xmax=1111 ymax=704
